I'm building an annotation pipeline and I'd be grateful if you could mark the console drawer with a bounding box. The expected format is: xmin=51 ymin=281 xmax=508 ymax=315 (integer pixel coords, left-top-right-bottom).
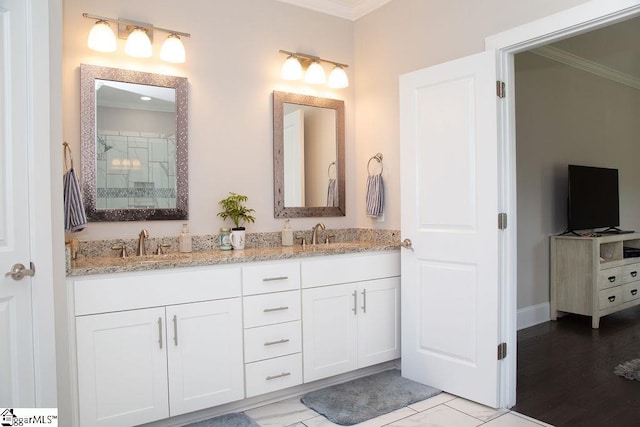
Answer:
xmin=243 ymin=290 xmax=300 ymax=328
xmin=598 ymin=287 xmax=623 ymax=310
xmin=598 ymin=267 xmax=623 ymax=290
xmin=622 ymin=282 xmax=640 ymax=303
xmin=622 ymin=264 xmax=640 ymax=284
xmin=244 ymin=321 xmax=301 ymax=363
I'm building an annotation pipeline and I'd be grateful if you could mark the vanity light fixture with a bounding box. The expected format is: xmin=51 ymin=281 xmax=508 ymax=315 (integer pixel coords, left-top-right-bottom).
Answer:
xmin=279 ymin=50 xmax=349 ymax=88
xmin=83 ymin=13 xmax=190 ymax=63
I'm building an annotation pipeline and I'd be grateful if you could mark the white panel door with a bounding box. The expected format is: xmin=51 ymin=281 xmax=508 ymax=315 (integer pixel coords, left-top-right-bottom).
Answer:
xmin=357 ymin=277 xmax=400 ymax=368
xmin=284 ymin=109 xmax=305 ymax=206
xmin=166 ymin=298 xmax=244 ymax=416
xmin=76 ymin=308 xmax=169 ymax=427
xmin=302 ymin=284 xmax=358 ymax=382
xmin=0 ymin=0 xmax=35 ymax=407
xmin=400 ymin=50 xmax=501 ymax=407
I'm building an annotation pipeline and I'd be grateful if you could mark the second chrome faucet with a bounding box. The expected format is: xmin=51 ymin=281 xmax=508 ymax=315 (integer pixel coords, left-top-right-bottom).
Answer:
xmin=137 ymin=229 xmax=149 ymax=256
xmin=311 ymin=223 xmax=325 ymax=245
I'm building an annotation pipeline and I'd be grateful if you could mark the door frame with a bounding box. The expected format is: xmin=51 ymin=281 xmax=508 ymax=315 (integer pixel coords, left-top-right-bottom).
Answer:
xmin=486 ymin=0 xmax=640 ymax=408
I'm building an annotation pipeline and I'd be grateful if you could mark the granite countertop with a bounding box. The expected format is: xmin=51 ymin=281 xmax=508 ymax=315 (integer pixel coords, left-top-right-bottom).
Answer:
xmin=68 ymin=241 xmax=400 ymax=276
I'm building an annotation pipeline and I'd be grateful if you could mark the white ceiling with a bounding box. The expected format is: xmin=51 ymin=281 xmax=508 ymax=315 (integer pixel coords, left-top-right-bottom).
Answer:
xmin=274 ymin=0 xmax=391 ymax=20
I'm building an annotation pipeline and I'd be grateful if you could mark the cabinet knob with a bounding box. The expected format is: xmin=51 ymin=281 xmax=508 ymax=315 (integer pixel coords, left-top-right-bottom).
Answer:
xmin=631 ymin=289 xmax=638 ymax=296
xmin=608 ymin=276 xmax=616 ymax=283
xmin=632 ymin=271 xmax=638 ymax=278
xmin=608 ymin=296 xmax=616 ymax=303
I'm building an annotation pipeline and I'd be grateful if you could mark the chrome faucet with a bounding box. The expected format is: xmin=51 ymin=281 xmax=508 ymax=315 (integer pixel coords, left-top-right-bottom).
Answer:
xmin=311 ymin=223 xmax=325 ymax=245
xmin=137 ymin=229 xmax=149 ymax=256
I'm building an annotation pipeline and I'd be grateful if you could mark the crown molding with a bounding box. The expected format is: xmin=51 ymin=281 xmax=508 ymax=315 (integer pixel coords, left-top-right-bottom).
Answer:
xmin=531 ymin=45 xmax=640 ymax=91
xmin=275 ymin=0 xmax=392 ymax=21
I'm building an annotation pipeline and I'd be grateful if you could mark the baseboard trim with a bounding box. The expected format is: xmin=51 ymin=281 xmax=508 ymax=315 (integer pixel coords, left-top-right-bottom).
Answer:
xmin=517 ymin=302 xmax=550 ymax=330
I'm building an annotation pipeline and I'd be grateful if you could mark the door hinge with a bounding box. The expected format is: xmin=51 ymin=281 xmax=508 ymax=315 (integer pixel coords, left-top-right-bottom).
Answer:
xmin=496 ymin=81 xmax=506 ymax=98
xmin=498 ymin=342 xmax=507 ymax=360
xmin=498 ymin=212 xmax=507 ymax=230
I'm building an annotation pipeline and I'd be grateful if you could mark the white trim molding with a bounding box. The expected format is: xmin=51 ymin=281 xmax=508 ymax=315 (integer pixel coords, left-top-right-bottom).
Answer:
xmin=517 ymin=302 xmax=550 ymax=331
xmin=275 ymin=0 xmax=392 ymax=20
xmin=531 ymin=45 xmax=640 ymax=91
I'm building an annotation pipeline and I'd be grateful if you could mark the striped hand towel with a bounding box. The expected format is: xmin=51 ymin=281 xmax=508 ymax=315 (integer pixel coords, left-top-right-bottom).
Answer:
xmin=327 ymin=178 xmax=338 ymax=207
xmin=366 ymin=174 xmax=384 ymax=217
xmin=64 ymin=168 xmax=87 ymax=232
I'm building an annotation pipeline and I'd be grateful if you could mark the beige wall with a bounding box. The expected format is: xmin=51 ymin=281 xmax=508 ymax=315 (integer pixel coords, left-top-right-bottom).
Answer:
xmin=64 ymin=0 xmax=355 ymax=240
xmin=352 ymin=0 xmax=590 ymax=230
xmin=515 ymin=52 xmax=640 ymax=308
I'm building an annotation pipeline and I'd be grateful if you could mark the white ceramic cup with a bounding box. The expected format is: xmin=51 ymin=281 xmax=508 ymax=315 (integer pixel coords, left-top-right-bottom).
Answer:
xmin=230 ymin=228 xmax=246 ymax=250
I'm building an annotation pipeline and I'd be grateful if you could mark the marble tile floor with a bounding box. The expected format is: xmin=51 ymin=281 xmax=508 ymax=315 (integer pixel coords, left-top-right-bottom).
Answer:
xmin=243 ymin=393 xmax=554 ymax=427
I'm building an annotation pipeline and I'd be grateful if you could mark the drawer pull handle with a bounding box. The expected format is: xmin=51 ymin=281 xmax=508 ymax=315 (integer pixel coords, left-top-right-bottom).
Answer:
xmin=361 ymin=289 xmax=367 ymax=313
xmin=266 ymin=372 xmax=291 ymax=381
xmin=608 ymin=296 xmax=616 ymax=303
xmin=608 ymin=276 xmax=616 ymax=283
xmin=632 ymin=271 xmax=638 ymax=278
xmin=264 ymin=338 xmax=290 ymax=346
xmin=263 ymin=306 xmax=289 ymax=313
xmin=632 ymin=289 xmax=638 ymax=296
xmin=263 ymin=276 xmax=289 ymax=282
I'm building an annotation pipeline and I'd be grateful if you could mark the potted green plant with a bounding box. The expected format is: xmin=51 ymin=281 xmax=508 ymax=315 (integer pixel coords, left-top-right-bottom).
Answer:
xmin=217 ymin=192 xmax=255 ymax=249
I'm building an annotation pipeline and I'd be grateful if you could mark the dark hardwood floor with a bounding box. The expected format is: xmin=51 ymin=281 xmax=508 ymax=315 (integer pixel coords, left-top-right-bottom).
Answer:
xmin=513 ymin=306 xmax=640 ymax=426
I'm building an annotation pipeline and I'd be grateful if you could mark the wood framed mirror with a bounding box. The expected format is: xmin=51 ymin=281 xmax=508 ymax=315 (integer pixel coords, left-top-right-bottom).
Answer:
xmin=273 ymin=91 xmax=345 ymax=218
xmin=80 ymin=64 xmax=188 ymax=221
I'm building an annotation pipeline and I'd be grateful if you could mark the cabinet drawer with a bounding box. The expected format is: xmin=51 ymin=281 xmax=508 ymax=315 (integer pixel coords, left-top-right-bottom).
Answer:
xmin=301 ymin=252 xmax=400 ymax=288
xmin=598 ymin=287 xmax=623 ymax=310
xmin=243 ymin=290 xmax=300 ymax=328
xmin=622 ymin=264 xmax=640 ymax=284
xmin=244 ymin=321 xmax=301 ymax=363
xmin=242 ymin=262 xmax=300 ymax=295
xmin=74 ymin=267 xmax=241 ymax=315
xmin=597 ymin=267 xmax=623 ymax=290
xmin=245 ymin=353 xmax=302 ymax=398
xmin=622 ymin=282 xmax=640 ymax=303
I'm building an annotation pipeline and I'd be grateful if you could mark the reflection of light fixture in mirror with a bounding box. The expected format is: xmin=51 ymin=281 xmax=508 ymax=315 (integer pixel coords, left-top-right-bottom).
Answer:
xmin=160 ymin=34 xmax=186 ymax=63
xmin=83 ymin=13 xmax=190 ymax=63
xmin=122 ymin=159 xmax=131 ymax=168
xmin=87 ymin=20 xmax=116 ymax=52
xmin=281 ymin=55 xmax=303 ymax=80
xmin=111 ymin=158 xmax=122 ymax=168
xmin=279 ymin=50 xmax=349 ymax=88
xmin=125 ymin=28 xmax=152 ymax=58
xmin=132 ymin=159 xmax=142 ymax=168
xmin=328 ymin=66 xmax=349 ymax=89
xmin=305 ymin=61 xmax=326 ymax=84
xmin=140 ymin=96 xmax=151 ymax=101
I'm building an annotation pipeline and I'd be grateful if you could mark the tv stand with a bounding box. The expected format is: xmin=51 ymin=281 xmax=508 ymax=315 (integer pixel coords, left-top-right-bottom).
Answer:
xmin=551 ymin=232 xmax=640 ymax=328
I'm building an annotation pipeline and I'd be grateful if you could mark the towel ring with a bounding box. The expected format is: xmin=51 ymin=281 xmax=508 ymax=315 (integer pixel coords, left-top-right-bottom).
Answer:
xmin=327 ymin=161 xmax=336 ymax=179
xmin=63 ymin=141 xmax=74 ymax=172
xmin=367 ymin=153 xmax=383 ymax=175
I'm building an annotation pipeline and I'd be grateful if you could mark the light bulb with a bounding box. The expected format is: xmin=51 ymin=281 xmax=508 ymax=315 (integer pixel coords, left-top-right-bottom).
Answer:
xmin=281 ymin=55 xmax=303 ymax=80
xmin=304 ymin=61 xmax=326 ymax=84
xmin=328 ymin=66 xmax=349 ymax=89
xmin=160 ymin=34 xmax=186 ymax=63
xmin=125 ymin=28 xmax=152 ymax=58
xmin=87 ymin=20 xmax=117 ymax=53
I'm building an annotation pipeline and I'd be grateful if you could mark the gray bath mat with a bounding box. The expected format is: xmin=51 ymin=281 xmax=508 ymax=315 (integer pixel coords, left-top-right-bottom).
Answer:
xmin=182 ymin=412 xmax=258 ymax=427
xmin=614 ymin=358 xmax=640 ymax=381
xmin=300 ymin=369 xmax=441 ymax=425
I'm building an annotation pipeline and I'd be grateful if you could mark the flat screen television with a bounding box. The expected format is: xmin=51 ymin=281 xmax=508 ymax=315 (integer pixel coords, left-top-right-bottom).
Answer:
xmin=567 ymin=164 xmax=619 ymax=231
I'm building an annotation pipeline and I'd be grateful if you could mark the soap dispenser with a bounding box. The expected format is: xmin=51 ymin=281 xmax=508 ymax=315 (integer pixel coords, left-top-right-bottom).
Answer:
xmin=281 ymin=219 xmax=293 ymax=246
xmin=179 ymin=223 xmax=192 ymax=253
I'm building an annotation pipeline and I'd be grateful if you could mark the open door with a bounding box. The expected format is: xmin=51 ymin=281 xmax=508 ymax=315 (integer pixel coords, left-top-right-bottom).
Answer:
xmin=400 ymin=50 xmax=502 ymax=408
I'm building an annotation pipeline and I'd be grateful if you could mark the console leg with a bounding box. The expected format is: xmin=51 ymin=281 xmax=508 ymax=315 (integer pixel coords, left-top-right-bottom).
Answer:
xmin=592 ymin=316 xmax=600 ymax=329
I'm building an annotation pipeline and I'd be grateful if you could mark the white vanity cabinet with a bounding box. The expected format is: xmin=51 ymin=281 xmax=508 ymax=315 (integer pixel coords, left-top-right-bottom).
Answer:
xmin=301 ymin=252 xmax=400 ymax=382
xmin=72 ymin=267 xmax=244 ymax=427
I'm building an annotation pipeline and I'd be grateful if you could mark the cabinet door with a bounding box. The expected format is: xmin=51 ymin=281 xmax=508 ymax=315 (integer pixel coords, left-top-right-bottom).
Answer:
xmin=302 ymin=284 xmax=358 ymax=382
xmin=166 ymin=298 xmax=244 ymax=415
xmin=76 ymin=307 xmax=169 ymax=427
xmin=357 ymin=277 xmax=401 ymax=368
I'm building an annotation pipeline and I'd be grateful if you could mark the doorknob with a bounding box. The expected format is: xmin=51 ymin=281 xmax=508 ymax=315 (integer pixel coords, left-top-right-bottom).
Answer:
xmin=5 ymin=262 xmax=36 ymax=281
xmin=401 ymin=238 xmax=413 ymax=251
